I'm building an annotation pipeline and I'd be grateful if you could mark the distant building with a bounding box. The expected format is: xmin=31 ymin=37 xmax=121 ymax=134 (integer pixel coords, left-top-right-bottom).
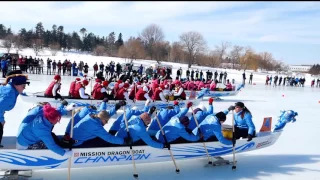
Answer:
xmin=289 ymin=65 xmax=312 ymax=72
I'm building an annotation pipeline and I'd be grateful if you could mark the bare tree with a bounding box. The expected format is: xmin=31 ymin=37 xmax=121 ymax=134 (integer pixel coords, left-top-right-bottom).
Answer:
xmin=139 ymin=24 xmax=165 ymax=59
xmin=118 ymin=37 xmax=145 ymax=63
xmin=179 ymin=31 xmax=207 ymax=68
xmin=229 ymin=45 xmax=243 ymax=69
xmin=208 ymin=50 xmax=221 ymax=67
xmin=153 ymin=41 xmax=170 ymax=64
xmin=170 ymin=42 xmax=185 ymax=63
xmin=33 ymin=38 xmax=43 ymax=56
xmin=3 ymin=35 xmax=14 ymax=53
xmin=12 ymin=35 xmax=24 ymax=54
xmin=94 ymin=45 xmax=106 ymax=56
xmin=239 ymin=46 xmax=254 ymax=70
xmin=215 ymin=41 xmax=231 ymax=62
xmin=50 ymin=42 xmax=60 ymax=56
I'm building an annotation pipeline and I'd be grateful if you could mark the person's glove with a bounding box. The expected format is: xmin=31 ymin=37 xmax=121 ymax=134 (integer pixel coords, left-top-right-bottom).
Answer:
xmin=174 ymin=100 xmax=179 ymax=106
xmin=115 ymin=100 xmax=126 ymax=110
xmin=247 ymin=134 xmax=253 ymax=142
xmin=89 ymin=105 xmax=97 ymax=110
xmin=148 ymin=106 xmax=156 ymax=115
xmin=61 ymin=100 xmax=68 ymax=106
xmin=228 ymin=105 xmax=235 ymax=111
xmin=64 ymin=150 xmax=73 ymax=157
xmin=232 ymin=138 xmax=236 ymax=146
xmin=209 ymin=97 xmax=214 ymax=105
xmin=124 ymin=137 xmax=133 ymax=145
xmin=102 ymin=98 xmax=109 ymax=103
xmin=163 ymin=143 xmax=171 ymax=150
xmin=62 ymin=134 xmax=76 ymax=145
xmin=187 ymin=102 xmax=193 ymax=108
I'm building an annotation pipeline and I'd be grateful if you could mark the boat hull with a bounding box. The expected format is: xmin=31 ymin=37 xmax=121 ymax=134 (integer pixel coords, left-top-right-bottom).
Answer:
xmin=19 ymin=93 xmax=201 ymax=110
xmin=0 ymin=131 xmax=281 ymax=170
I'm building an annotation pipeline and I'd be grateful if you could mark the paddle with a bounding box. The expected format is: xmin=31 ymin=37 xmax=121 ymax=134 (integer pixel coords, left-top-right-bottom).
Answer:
xmin=155 ymin=110 xmax=180 ymax=173
xmin=123 ymin=106 xmax=138 ymax=179
xmin=231 ymin=110 xmax=236 ymax=170
xmin=190 ymin=107 xmax=212 ymax=165
xmin=67 ymin=109 xmax=75 ymax=180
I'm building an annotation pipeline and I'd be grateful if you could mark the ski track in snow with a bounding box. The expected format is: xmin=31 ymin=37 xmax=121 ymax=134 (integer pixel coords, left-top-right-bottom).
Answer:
xmin=1 ymin=48 xmax=320 ymax=180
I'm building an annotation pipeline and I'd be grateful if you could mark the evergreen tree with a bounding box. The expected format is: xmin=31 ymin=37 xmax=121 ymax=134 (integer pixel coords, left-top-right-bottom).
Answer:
xmin=115 ymin=33 xmax=124 ymax=49
xmin=0 ymin=24 xmax=7 ymax=38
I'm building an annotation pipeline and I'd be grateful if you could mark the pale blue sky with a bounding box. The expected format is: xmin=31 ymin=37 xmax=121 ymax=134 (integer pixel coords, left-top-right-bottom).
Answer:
xmin=2 ymin=1 xmax=320 ymax=65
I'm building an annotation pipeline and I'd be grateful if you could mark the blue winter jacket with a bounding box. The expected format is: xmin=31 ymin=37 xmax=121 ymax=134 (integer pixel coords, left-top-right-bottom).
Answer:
xmin=156 ymin=108 xmax=199 ymax=143
xmin=147 ymin=105 xmax=180 ymax=135
xmin=192 ymin=114 xmax=232 ymax=145
xmin=17 ymin=107 xmax=66 ymax=156
xmin=65 ymin=102 xmax=107 ymax=134
xmin=109 ymin=106 xmax=150 ymax=132
xmin=1 ymin=60 xmax=8 ymax=69
xmin=73 ymin=113 xmax=124 ymax=146
xmin=188 ymin=105 xmax=213 ymax=130
xmin=233 ymin=110 xmax=255 ymax=135
xmin=0 ymin=83 xmax=20 ymax=123
xmin=116 ymin=116 xmax=164 ymax=149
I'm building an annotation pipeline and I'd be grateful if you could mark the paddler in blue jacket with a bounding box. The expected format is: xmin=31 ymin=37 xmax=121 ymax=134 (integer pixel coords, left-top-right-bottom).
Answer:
xmin=192 ymin=112 xmax=233 ymax=145
xmin=148 ymin=101 xmax=194 ymax=136
xmin=116 ymin=106 xmax=169 ymax=149
xmin=17 ymin=103 xmax=73 ymax=157
xmin=71 ymin=101 xmax=128 ymax=148
xmin=228 ymin=102 xmax=256 ymax=141
xmin=156 ymin=107 xmax=199 ymax=143
xmin=64 ymin=98 xmax=121 ymax=136
xmin=109 ymin=105 xmax=150 ymax=135
xmin=0 ymin=71 xmax=29 ymax=148
xmin=188 ymin=98 xmax=214 ymax=130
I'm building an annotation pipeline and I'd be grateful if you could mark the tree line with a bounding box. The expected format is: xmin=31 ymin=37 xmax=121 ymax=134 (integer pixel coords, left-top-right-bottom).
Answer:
xmin=309 ymin=64 xmax=320 ymax=75
xmin=0 ymin=23 xmax=288 ymax=72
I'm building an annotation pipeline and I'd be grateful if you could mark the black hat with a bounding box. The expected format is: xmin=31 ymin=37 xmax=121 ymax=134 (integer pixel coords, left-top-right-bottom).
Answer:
xmin=215 ymin=112 xmax=226 ymax=121
xmin=235 ymin=102 xmax=245 ymax=108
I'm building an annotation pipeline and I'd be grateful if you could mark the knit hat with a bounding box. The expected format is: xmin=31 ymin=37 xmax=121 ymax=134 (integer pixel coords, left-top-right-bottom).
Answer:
xmin=83 ymin=79 xmax=89 ymax=86
xmin=235 ymin=102 xmax=245 ymax=108
xmin=75 ymin=78 xmax=81 ymax=81
xmin=215 ymin=112 xmax=226 ymax=121
xmin=102 ymin=81 xmax=109 ymax=87
xmin=43 ymin=104 xmax=61 ymax=124
xmin=140 ymin=112 xmax=151 ymax=125
xmin=54 ymin=75 xmax=61 ymax=81
xmin=95 ymin=79 xmax=102 ymax=83
xmin=10 ymin=75 xmax=30 ymax=85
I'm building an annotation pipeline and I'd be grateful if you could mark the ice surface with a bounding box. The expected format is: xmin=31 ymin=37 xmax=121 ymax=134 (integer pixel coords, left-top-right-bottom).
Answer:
xmin=1 ymin=48 xmax=320 ymax=180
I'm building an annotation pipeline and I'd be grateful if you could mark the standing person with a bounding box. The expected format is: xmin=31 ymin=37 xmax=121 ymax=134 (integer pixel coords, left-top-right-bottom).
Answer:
xmin=39 ymin=59 xmax=44 ymax=74
xmin=1 ymin=57 xmax=8 ymax=78
xmin=242 ymin=71 xmax=246 ymax=85
xmin=93 ymin=62 xmax=98 ymax=76
xmin=47 ymin=58 xmax=52 ymax=75
xmin=0 ymin=72 xmax=30 ymax=147
xmin=12 ymin=57 xmax=17 ymax=71
xmin=249 ymin=73 xmax=253 ymax=84
xmin=52 ymin=60 xmax=57 ymax=75
xmin=84 ymin=63 xmax=89 ymax=74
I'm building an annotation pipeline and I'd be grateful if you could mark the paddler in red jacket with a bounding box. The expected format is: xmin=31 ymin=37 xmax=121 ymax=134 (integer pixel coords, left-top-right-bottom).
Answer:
xmin=69 ymin=77 xmax=81 ymax=98
xmin=44 ymin=75 xmax=63 ymax=100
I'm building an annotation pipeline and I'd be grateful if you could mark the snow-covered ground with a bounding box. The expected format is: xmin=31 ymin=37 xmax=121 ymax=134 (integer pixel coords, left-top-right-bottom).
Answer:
xmin=1 ymin=49 xmax=320 ymax=180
